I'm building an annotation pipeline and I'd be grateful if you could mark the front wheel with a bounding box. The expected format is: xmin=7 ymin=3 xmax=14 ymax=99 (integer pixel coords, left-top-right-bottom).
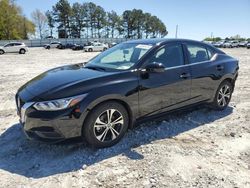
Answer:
xmin=211 ymin=81 xmax=233 ymax=110
xmin=0 ymin=50 xmax=4 ymax=55
xmin=83 ymin=102 xmax=129 ymax=148
xmin=19 ymin=49 xmax=26 ymax=54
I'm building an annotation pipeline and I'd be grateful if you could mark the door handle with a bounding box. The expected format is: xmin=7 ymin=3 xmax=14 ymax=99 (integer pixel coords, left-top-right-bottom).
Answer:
xmin=216 ymin=65 xmax=224 ymax=71
xmin=180 ymin=73 xmax=190 ymax=79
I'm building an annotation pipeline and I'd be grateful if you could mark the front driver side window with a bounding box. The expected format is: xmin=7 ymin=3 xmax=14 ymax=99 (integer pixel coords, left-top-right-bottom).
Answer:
xmin=149 ymin=44 xmax=184 ymax=68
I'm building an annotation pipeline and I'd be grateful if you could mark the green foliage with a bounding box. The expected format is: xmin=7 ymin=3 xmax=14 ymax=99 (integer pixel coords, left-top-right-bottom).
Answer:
xmin=204 ymin=37 xmax=222 ymax=42
xmin=0 ymin=0 xmax=35 ymax=39
xmin=46 ymin=10 xmax=55 ymax=36
xmin=47 ymin=0 xmax=168 ymax=39
xmin=53 ymin=0 xmax=72 ymax=38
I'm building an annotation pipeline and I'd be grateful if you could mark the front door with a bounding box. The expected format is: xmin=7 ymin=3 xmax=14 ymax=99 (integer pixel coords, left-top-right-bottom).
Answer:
xmin=4 ymin=43 xmax=15 ymax=52
xmin=139 ymin=43 xmax=192 ymax=117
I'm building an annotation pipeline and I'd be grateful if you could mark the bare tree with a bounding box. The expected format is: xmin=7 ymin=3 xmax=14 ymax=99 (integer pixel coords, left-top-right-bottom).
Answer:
xmin=31 ymin=9 xmax=47 ymax=39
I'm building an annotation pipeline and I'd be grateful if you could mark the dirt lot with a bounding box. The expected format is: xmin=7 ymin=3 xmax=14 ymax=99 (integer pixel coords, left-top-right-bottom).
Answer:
xmin=0 ymin=47 xmax=249 ymax=188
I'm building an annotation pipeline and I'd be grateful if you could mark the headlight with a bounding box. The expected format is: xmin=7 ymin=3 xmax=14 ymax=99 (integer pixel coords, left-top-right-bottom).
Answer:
xmin=33 ymin=94 xmax=87 ymax=111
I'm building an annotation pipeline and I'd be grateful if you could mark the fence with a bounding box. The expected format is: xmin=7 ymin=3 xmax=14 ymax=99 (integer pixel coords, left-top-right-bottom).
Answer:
xmin=0 ymin=38 xmax=128 ymax=47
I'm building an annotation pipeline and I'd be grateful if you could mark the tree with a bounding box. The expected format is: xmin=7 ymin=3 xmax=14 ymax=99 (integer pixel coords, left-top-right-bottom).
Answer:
xmin=107 ymin=11 xmax=120 ymax=38
xmin=46 ymin=1 xmax=167 ymax=39
xmin=0 ymin=0 xmax=35 ymax=39
xmin=71 ymin=2 xmax=85 ymax=38
xmin=46 ymin=10 xmax=55 ymax=37
xmin=131 ymin=9 xmax=144 ymax=39
xmin=94 ymin=6 xmax=106 ymax=38
xmin=204 ymin=37 xmax=222 ymax=42
xmin=31 ymin=9 xmax=47 ymax=39
xmin=122 ymin=10 xmax=133 ymax=38
xmin=143 ymin=13 xmax=152 ymax=38
xmin=53 ymin=0 xmax=72 ymax=38
xmin=121 ymin=9 xmax=167 ymax=39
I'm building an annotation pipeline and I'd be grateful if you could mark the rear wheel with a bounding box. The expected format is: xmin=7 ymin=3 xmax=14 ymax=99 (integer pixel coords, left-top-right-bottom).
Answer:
xmin=211 ymin=81 xmax=233 ymax=110
xmin=19 ymin=49 xmax=26 ymax=54
xmin=0 ymin=50 xmax=4 ymax=55
xmin=88 ymin=48 xmax=93 ymax=52
xmin=83 ymin=102 xmax=129 ymax=148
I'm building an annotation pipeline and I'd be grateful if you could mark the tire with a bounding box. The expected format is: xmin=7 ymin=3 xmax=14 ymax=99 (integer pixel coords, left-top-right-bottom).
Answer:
xmin=47 ymin=46 xmax=51 ymax=50
xmin=19 ymin=49 xmax=26 ymax=54
xmin=88 ymin=48 xmax=93 ymax=52
xmin=0 ymin=50 xmax=4 ymax=55
xmin=210 ymin=80 xmax=233 ymax=111
xmin=103 ymin=47 xmax=107 ymax=51
xmin=83 ymin=101 xmax=129 ymax=148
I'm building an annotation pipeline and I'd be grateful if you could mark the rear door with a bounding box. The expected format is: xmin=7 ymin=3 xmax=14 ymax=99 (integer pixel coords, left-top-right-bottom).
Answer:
xmin=184 ymin=42 xmax=223 ymax=102
xmin=139 ymin=42 xmax=192 ymax=117
xmin=13 ymin=43 xmax=21 ymax=52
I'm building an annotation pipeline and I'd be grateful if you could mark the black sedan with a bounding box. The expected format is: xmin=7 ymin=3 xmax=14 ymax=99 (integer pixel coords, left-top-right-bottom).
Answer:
xmin=72 ymin=44 xmax=84 ymax=51
xmin=16 ymin=39 xmax=239 ymax=148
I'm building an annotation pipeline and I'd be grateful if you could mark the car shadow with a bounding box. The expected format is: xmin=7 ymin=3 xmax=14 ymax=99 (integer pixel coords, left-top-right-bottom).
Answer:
xmin=0 ymin=106 xmax=233 ymax=178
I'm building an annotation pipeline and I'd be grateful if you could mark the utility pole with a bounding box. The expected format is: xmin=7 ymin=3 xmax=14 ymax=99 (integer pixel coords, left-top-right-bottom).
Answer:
xmin=175 ymin=25 xmax=178 ymax=38
xmin=211 ymin=32 xmax=213 ymax=41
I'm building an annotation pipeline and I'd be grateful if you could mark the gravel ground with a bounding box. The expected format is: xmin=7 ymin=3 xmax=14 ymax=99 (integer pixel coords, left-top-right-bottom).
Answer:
xmin=0 ymin=47 xmax=249 ymax=188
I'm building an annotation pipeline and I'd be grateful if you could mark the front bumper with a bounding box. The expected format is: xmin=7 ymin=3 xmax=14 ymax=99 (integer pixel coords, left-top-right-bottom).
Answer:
xmin=16 ymin=96 xmax=87 ymax=142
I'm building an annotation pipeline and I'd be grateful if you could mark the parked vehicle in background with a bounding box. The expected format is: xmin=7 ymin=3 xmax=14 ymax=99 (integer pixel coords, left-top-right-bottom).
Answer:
xmin=0 ymin=42 xmax=28 ymax=55
xmin=45 ymin=36 xmax=54 ymax=39
xmin=72 ymin=44 xmax=84 ymax=51
xmin=44 ymin=42 xmax=61 ymax=49
xmin=57 ymin=43 xmax=76 ymax=49
xmin=111 ymin=42 xmax=117 ymax=47
xmin=203 ymin=41 xmax=214 ymax=45
xmin=83 ymin=42 xmax=108 ymax=52
xmin=16 ymin=39 xmax=239 ymax=148
xmin=247 ymin=42 xmax=250 ymax=49
xmin=223 ymin=41 xmax=239 ymax=48
xmin=239 ymin=41 xmax=248 ymax=47
xmin=213 ymin=41 xmax=225 ymax=48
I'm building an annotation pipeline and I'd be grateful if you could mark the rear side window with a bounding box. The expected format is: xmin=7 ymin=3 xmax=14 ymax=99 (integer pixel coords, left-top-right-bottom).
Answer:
xmin=5 ymin=43 xmax=14 ymax=47
xmin=150 ymin=44 xmax=184 ymax=68
xmin=186 ymin=44 xmax=213 ymax=63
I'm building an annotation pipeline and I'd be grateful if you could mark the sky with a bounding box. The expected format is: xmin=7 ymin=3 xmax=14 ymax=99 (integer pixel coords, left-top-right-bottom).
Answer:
xmin=16 ymin=0 xmax=250 ymax=40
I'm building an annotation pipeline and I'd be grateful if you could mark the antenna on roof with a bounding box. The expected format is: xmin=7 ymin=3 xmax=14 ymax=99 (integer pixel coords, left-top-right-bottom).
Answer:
xmin=175 ymin=25 xmax=178 ymax=38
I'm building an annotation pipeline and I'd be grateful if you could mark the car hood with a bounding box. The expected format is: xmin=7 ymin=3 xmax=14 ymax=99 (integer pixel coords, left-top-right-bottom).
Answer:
xmin=18 ymin=63 xmax=115 ymax=101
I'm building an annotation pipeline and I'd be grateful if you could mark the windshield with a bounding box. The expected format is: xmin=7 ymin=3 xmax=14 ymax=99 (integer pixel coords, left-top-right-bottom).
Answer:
xmin=86 ymin=43 xmax=153 ymax=70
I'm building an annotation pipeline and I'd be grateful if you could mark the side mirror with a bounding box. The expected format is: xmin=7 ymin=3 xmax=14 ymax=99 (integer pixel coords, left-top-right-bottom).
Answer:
xmin=145 ymin=62 xmax=165 ymax=73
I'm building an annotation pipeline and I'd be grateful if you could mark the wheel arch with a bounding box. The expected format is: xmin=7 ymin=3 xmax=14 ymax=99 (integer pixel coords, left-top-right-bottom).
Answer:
xmin=20 ymin=48 xmax=26 ymax=52
xmin=220 ymin=73 xmax=237 ymax=92
xmin=81 ymin=96 xmax=135 ymax=137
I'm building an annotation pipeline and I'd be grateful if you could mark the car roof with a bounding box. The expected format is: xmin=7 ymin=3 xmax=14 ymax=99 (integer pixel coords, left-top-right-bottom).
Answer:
xmin=124 ymin=38 xmax=207 ymax=45
xmin=124 ymin=38 xmax=224 ymax=54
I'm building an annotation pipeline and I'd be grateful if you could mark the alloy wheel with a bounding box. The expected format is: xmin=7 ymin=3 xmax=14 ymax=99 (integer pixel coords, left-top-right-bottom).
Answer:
xmin=217 ymin=84 xmax=231 ymax=107
xmin=93 ymin=109 xmax=124 ymax=142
